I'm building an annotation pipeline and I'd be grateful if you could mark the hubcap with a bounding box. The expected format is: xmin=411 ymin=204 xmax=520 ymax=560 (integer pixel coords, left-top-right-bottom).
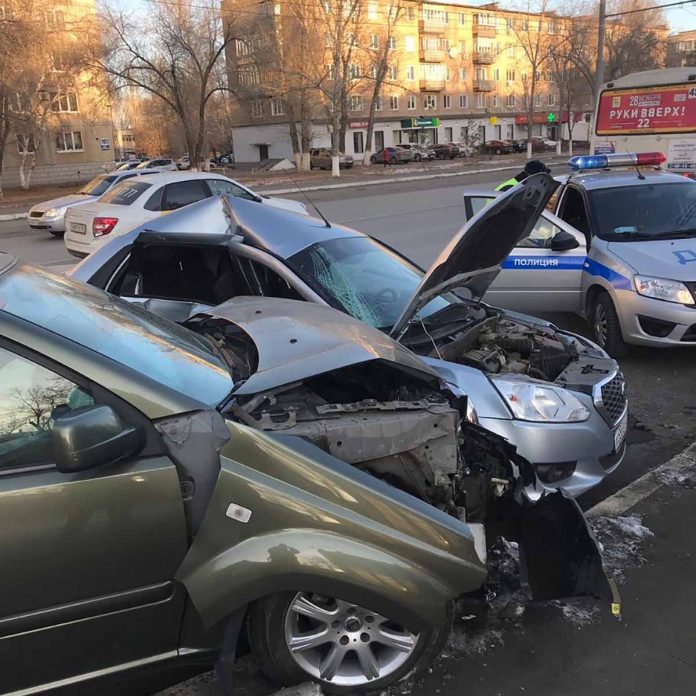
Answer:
xmin=594 ymin=303 xmax=608 ymax=346
xmin=284 ymin=592 xmax=419 ymax=686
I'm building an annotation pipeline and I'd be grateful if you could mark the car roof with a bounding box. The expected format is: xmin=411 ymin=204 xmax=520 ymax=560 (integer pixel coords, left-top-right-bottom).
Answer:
xmin=116 ymin=171 xmax=237 ymax=186
xmin=561 ymin=169 xmax=693 ymax=191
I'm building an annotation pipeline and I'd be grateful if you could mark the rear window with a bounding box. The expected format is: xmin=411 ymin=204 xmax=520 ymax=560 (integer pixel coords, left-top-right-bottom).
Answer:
xmin=80 ymin=175 xmax=117 ymax=196
xmin=100 ymin=180 xmax=153 ymax=206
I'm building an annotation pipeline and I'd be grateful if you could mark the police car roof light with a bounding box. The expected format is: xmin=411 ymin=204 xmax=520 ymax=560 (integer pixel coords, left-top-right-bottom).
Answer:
xmin=568 ymin=152 xmax=666 ymax=171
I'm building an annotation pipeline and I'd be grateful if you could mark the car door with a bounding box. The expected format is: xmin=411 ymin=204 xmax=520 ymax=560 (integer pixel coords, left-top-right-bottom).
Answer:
xmin=0 ymin=341 xmax=188 ymax=693
xmin=463 ymin=194 xmax=586 ymax=313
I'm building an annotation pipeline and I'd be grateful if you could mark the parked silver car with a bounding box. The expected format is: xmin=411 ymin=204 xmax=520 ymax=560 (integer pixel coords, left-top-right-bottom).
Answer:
xmin=369 ymin=147 xmax=415 ymax=164
xmin=27 ymin=169 xmax=162 ymax=237
xmin=71 ymin=176 xmax=627 ymax=499
xmin=397 ymin=143 xmax=435 ymax=161
xmin=309 ymin=148 xmax=354 ymax=170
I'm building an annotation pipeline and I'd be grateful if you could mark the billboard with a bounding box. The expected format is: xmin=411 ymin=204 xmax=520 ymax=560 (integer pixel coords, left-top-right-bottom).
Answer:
xmin=596 ymin=83 xmax=696 ymax=135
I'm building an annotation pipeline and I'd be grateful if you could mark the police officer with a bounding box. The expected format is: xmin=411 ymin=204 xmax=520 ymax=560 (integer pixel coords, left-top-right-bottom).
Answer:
xmin=495 ymin=159 xmax=551 ymax=192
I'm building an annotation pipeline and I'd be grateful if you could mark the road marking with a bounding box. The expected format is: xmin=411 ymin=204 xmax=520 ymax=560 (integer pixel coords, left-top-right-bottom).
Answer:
xmin=588 ymin=441 xmax=696 ymax=517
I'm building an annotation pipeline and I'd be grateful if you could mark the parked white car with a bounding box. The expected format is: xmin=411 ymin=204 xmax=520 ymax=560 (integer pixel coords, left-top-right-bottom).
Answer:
xmin=63 ymin=172 xmax=308 ymax=257
xmin=28 ymin=169 xmax=163 ymax=236
xmin=136 ymin=158 xmax=178 ymax=172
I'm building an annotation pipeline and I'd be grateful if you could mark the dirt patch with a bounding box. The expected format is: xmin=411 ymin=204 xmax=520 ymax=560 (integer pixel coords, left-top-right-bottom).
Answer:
xmin=589 ymin=515 xmax=654 ymax=583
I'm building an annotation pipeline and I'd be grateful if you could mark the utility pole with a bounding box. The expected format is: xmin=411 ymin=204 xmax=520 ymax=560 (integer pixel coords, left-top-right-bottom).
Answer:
xmin=595 ymin=0 xmax=606 ymax=109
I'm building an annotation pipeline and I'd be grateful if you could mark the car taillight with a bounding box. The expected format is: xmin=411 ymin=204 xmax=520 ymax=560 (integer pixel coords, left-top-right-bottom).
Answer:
xmin=92 ymin=217 xmax=118 ymax=237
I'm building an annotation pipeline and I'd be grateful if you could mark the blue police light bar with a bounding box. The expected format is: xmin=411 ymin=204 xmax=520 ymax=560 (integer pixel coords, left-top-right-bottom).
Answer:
xmin=568 ymin=152 xmax=666 ymax=171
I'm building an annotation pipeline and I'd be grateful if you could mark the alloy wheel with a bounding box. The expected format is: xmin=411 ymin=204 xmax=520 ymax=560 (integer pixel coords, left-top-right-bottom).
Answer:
xmin=283 ymin=592 xmax=419 ymax=687
xmin=594 ymin=302 xmax=608 ymax=347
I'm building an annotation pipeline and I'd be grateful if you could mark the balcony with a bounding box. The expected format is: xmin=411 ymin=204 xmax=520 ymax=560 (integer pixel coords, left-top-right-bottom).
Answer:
xmin=473 ymin=52 xmax=495 ymax=64
xmin=419 ymin=48 xmax=446 ymax=62
xmin=473 ymin=23 xmax=497 ymax=38
xmin=419 ymin=19 xmax=446 ymax=34
xmin=419 ymin=78 xmax=446 ymax=91
xmin=473 ymin=79 xmax=495 ymax=92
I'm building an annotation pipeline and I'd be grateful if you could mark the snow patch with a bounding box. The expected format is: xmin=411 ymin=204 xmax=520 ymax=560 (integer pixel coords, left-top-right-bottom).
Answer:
xmin=657 ymin=462 xmax=696 ymax=489
xmin=589 ymin=514 xmax=654 ymax=582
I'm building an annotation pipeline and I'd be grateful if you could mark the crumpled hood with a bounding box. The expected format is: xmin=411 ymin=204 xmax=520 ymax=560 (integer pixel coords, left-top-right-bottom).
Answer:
xmin=390 ymin=174 xmax=558 ymax=338
xmin=608 ymin=238 xmax=696 ymax=281
xmin=190 ymin=296 xmax=440 ymax=397
xmin=30 ymin=193 xmax=93 ymax=212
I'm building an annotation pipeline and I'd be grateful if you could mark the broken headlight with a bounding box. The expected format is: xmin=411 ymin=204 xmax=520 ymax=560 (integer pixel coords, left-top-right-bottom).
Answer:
xmin=634 ymin=275 xmax=694 ymax=305
xmin=492 ymin=378 xmax=590 ymax=422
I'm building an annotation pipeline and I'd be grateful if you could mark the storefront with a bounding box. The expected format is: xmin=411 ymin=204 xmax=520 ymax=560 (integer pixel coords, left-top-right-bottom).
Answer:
xmin=395 ymin=117 xmax=441 ymax=146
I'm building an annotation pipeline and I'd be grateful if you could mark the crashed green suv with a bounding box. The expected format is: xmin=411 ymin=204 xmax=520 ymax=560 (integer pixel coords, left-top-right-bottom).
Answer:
xmin=0 ymin=255 xmax=611 ymax=694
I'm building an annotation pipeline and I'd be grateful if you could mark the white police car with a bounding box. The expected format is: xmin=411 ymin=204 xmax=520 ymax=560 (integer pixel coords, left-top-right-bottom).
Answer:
xmin=464 ymin=152 xmax=696 ymax=356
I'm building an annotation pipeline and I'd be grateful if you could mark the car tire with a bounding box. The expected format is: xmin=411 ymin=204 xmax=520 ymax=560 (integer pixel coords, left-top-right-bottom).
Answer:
xmin=495 ymin=148 xmax=502 ymax=155
xmin=390 ymin=156 xmax=397 ymax=164
xmin=592 ymin=292 xmax=628 ymax=357
xmin=247 ymin=591 xmax=452 ymax=694
xmin=414 ymin=154 xmax=422 ymax=162
xmin=370 ymin=155 xmax=377 ymax=165
xmin=49 ymin=229 xmax=65 ymax=237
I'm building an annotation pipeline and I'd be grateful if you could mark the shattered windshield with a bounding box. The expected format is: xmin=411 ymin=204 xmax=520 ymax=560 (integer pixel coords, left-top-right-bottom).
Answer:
xmin=590 ymin=183 xmax=696 ymax=240
xmin=288 ymin=236 xmax=454 ymax=330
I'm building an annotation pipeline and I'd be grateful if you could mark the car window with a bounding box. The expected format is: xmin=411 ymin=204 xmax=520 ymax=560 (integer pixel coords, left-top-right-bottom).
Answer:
xmin=161 ymin=180 xmax=212 ymax=211
xmin=559 ymin=187 xmax=590 ymax=237
xmin=116 ymin=243 xmax=248 ymax=305
xmin=206 ymin=179 xmax=257 ymax=201
xmin=80 ymin=175 xmax=117 ymax=196
xmin=518 ymin=215 xmax=563 ymax=249
xmin=0 ymin=347 xmax=95 ymax=470
xmin=100 ymin=180 xmax=152 ymax=206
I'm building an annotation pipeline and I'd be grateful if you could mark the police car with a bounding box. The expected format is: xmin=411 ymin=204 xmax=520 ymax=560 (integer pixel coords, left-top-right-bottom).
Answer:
xmin=464 ymin=152 xmax=696 ymax=356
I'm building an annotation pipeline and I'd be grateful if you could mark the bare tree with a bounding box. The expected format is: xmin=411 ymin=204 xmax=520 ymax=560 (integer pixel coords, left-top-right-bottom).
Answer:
xmin=510 ymin=0 xmax=555 ymax=158
xmin=97 ymin=1 xmax=239 ymax=169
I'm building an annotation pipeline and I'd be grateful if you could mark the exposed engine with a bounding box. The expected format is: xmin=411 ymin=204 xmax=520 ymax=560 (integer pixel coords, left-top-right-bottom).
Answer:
xmin=224 ymin=359 xmax=525 ymax=523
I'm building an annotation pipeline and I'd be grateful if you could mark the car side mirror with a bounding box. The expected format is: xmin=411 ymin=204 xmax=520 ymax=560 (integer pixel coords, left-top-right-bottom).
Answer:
xmin=550 ymin=230 xmax=580 ymax=252
xmin=52 ymin=405 xmax=143 ymax=473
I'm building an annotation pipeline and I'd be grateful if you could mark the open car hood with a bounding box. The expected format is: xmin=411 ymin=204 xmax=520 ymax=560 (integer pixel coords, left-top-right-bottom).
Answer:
xmin=187 ymin=296 xmax=441 ymax=397
xmin=389 ymin=174 xmax=558 ymax=339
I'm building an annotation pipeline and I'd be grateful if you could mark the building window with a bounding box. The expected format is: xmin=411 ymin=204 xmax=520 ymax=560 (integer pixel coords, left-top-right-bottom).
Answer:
xmin=459 ymin=12 xmax=466 ymax=25
xmin=505 ymin=94 xmax=516 ymax=107
xmin=423 ymin=8 xmax=448 ymax=24
xmin=534 ymin=93 xmax=541 ymax=107
xmin=547 ymin=92 xmax=555 ymax=106
xmin=238 ymin=67 xmax=260 ymax=85
xmin=236 ymin=39 xmax=252 ymax=56
xmin=51 ymin=92 xmax=79 ymax=113
xmin=349 ymin=64 xmax=361 ymax=79
xmin=390 ymin=95 xmax=399 ymax=110
xmin=459 ymin=94 xmax=468 ymax=108
xmin=55 ymin=131 xmax=83 ymax=152
xmin=494 ymin=68 xmax=500 ymax=82
xmin=548 ymin=21 xmax=557 ymax=34
xmin=50 ymin=52 xmax=66 ymax=72
xmin=349 ymin=95 xmax=363 ymax=111
xmin=445 ymin=126 xmax=453 ymax=141
xmin=405 ymin=35 xmax=416 ymax=52
xmin=370 ymin=65 xmax=378 ymax=79
xmin=251 ymin=101 xmax=265 ymax=117
xmin=424 ymin=94 xmax=437 ymax=110
xmin=476 ymin=93 xmax=485 ymax=108
xmin=406 ymin=7 xmax=415 ymax=20
xmin=506 ymin=69 xmax=515 ymax=82
xmin=375 ymin=95 xmax=383 ymax=111
xmin=353 ymin=131 xmax=365 ymax=153
xmin=327 ymin=63 xmax=335 ymax=79
xmin=388 ymin=65 xmax=398 ymax=80
xmin=407 ymin=95 xmax=416 ymax=110
xmin=16 ymin=133 xmax=36 ymax=154
xmin=388 ymin=36 xmax=397 ymax=50
xmin=368 ymin=3 xmax=377 ymax=20
xmin=407 ymin=65 xmax=415 ymax=80
xmin=459 ymin=67 xmax=467 ymax=81
xmin=46 ymin=9 xmax=65 ymax=30
xmin=443 ymin=94 xmax=451 ymax=108
xmin=459 ymin=40 xmax=466 ymax=56
xmin=506 ymin=18 xmax=514 ymax=33
xmin=270 ymin=98 xmax=285 ymax=116
xmin=492 ymin=94 xmax=499 ymax=107
xmin=445 ymin=67 xmax=451 ymax=80
xmin=506 ymin=43 xmax=514 ymax=57
xmin=370 ymin=34 xmax=378 ymax=49
xmin=475 ymin=67 xmax=487 ymax=80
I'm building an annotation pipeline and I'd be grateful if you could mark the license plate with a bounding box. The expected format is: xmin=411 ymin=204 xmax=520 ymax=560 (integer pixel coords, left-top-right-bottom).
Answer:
xmin=70 ymin=222 xmax=86 ymax=235
xmin=614 ymin=411 xmax=628 ymax=452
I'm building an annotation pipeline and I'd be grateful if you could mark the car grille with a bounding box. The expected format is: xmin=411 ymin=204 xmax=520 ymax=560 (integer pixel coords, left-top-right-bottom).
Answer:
xmin=598 ymin=373 xmax=627 ymax=425
xmin=685 ymin=281 xmax=696 ymax=304
xmin=29 ymin=211 xmax=44 ymax=218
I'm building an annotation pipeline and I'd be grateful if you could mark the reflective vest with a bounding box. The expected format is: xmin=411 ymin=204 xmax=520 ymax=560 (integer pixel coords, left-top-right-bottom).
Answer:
xmin=495 ymin=177 xmax=519 ymax=192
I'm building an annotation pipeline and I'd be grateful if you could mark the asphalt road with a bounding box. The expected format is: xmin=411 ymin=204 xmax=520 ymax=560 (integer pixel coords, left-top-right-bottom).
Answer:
xmin=2 ymin=166 xmax=696 ymax=696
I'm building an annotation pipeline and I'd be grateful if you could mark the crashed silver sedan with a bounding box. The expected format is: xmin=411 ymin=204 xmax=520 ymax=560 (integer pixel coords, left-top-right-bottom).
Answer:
xmin=71 ymin=174 xmax=628 ymax=498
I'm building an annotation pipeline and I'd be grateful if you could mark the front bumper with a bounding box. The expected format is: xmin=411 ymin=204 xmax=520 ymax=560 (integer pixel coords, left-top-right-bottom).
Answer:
xmin=479 ymin=400 xmax=625 ymax=499
xmin=28 ymin=213 xmax=65 ymax=232
xmin=614 ymin=289 xmax=696 ymax=346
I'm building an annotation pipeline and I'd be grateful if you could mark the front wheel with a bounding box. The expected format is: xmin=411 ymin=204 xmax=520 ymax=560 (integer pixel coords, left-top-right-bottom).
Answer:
xmin=390 ymin=156 xmax=397 ymax=164
xmin=247 ymin=592 xmax=451 ymax=693
xmin=414 ymin=153 xmax=422 ymax=162
xmin=495 ymin=148 xmax=502 ymax=155
xmin=370 ymin=155 xmax=377 ymax=164
xmin=49 ymin=229 xmax=65 ymax=237
xmin=592 ymin=292 xmax=628 ymax=357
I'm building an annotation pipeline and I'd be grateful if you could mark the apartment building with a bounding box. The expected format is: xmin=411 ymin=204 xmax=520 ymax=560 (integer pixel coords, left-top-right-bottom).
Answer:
xmin=224 ymin=0 xmax=584 ymax=162
xmin=1 ymin=0 xmax=114 ymax=187
xmin=667 ymin=29 xmax=696 ymax=67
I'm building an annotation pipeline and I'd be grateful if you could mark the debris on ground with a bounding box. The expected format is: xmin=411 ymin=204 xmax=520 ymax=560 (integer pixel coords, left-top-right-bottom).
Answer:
xmin=589 ymin=514 xmax=654 ymax=583
xmin=656 ymin=462 xmax=696 ymax=489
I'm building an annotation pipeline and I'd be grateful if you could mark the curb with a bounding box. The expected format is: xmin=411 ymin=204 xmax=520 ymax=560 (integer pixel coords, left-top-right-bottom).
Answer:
xmin=588 ymin=440 xmax=696 ymax=517
xmin=0 ymin=212 xmax=28 ymax=222
xmin=261 ymin=161 xmax=566 ymax=195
